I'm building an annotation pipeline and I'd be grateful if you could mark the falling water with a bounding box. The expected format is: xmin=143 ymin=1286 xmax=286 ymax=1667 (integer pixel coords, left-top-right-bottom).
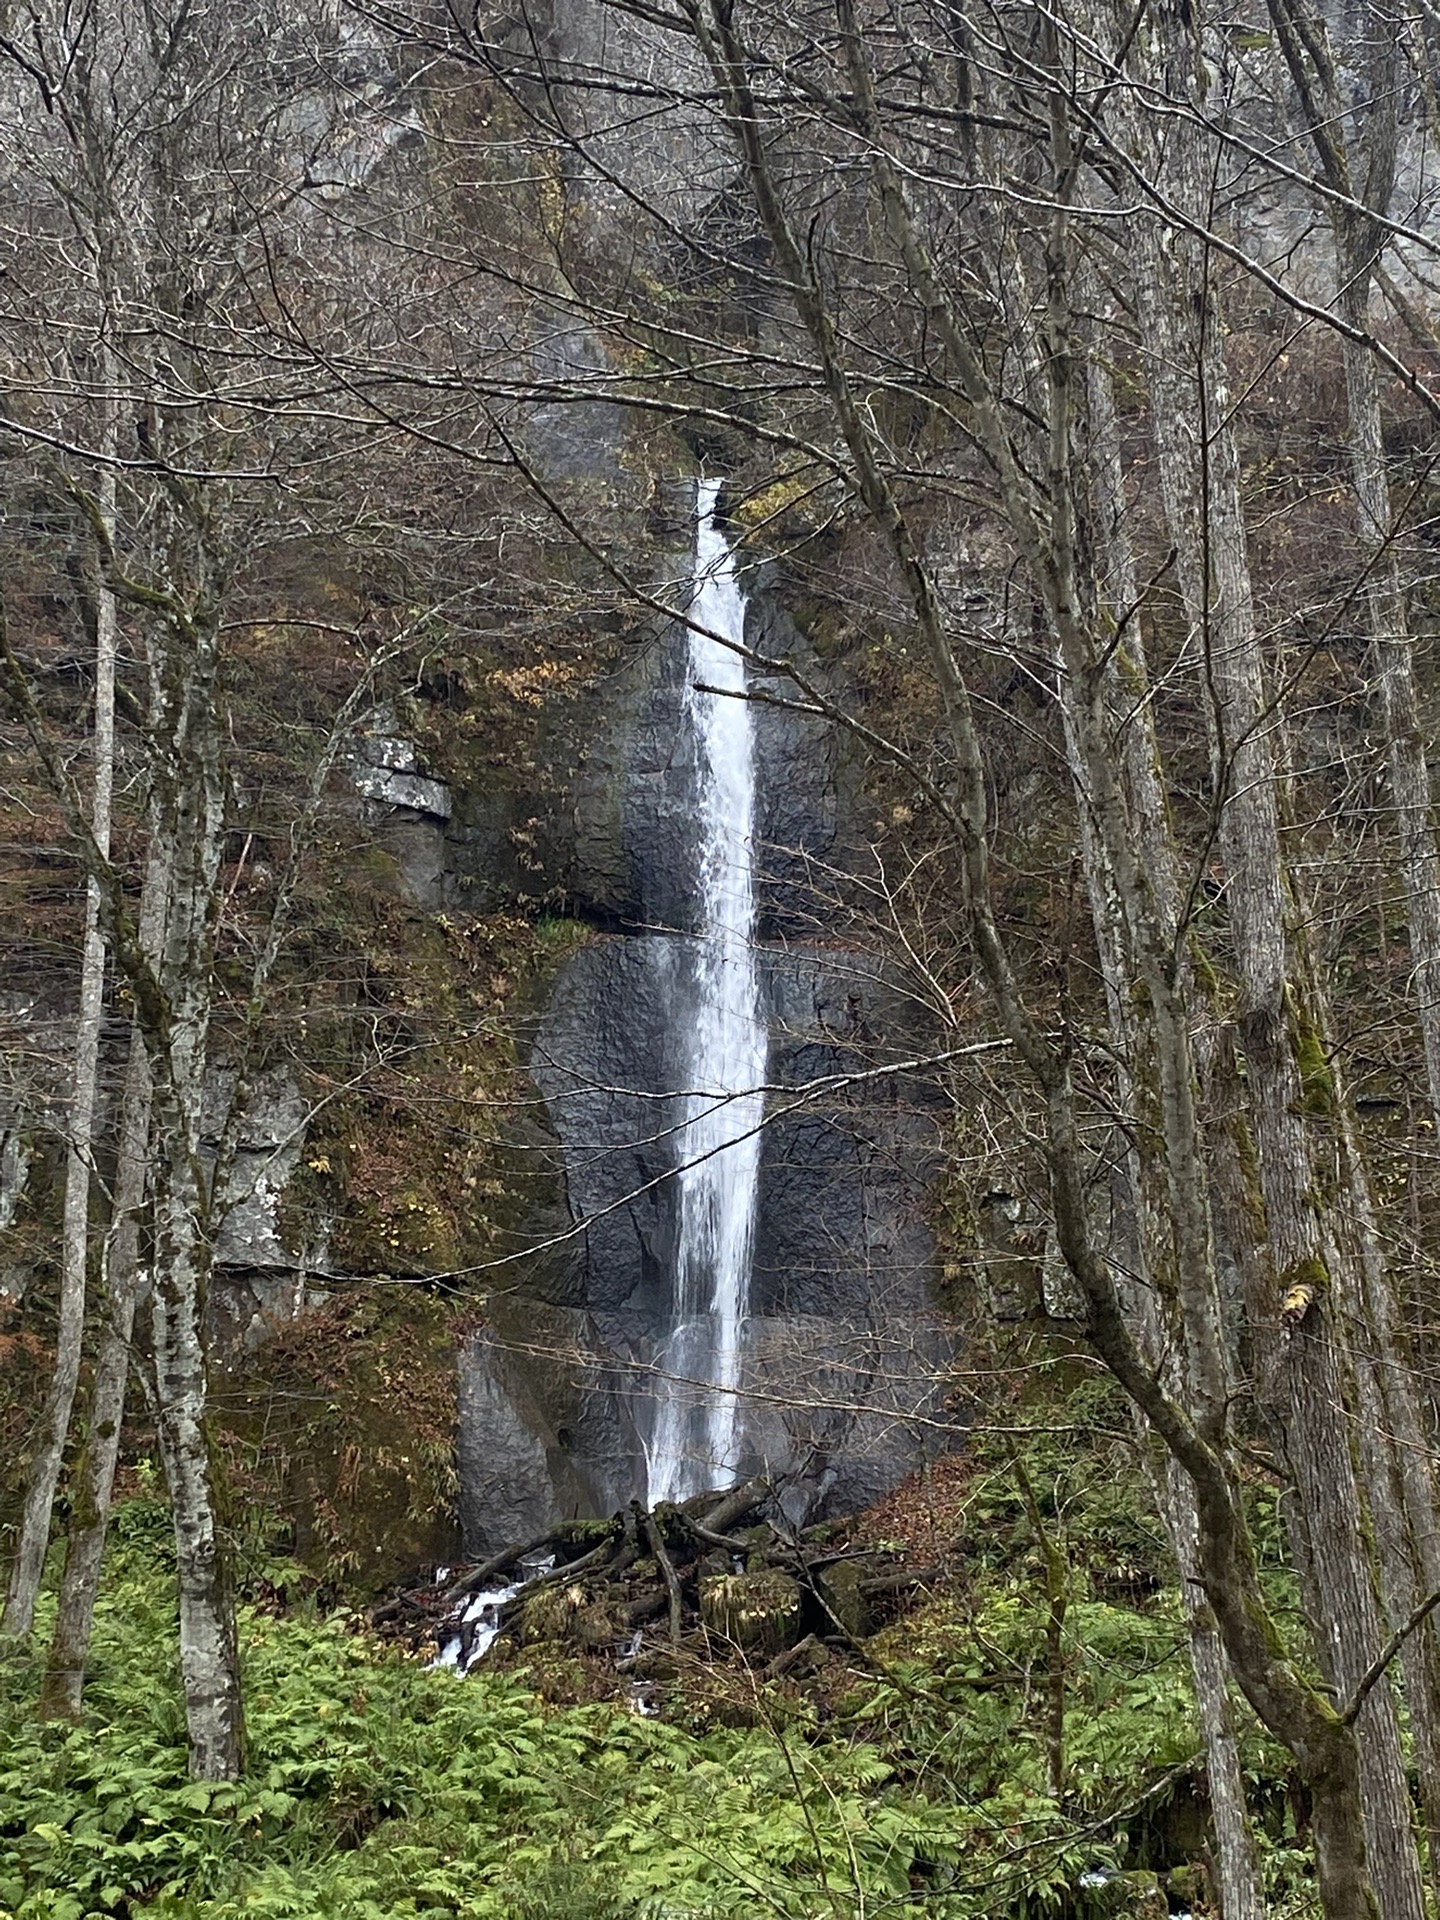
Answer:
xmin=645 ymin=481 xmax=767 ymax=1505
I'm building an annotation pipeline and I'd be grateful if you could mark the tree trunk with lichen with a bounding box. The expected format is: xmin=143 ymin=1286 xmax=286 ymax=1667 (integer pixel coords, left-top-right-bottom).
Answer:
xmin=143 ymin=584 xmax=245 ymax=1781
xmin=697 ymin=4 xmax=1389 ymax=1910
xmin=1127 ymin=38 xmax=1420 ymax=1903
xmin=41 ymin=856 xmax=165 ymax=1720
xmin=1076 ymin=342 xmax=1266 ymax=1920
xmin=2 ymin=453 xmax=116 ymax=1645
xmin=1261 ymin=0 xmax=1440 ymax=1880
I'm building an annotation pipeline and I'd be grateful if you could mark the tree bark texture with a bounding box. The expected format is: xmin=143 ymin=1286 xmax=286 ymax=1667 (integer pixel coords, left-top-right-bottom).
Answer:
xmin=1082 ymin=344 xmax=1266 ymax=1920
xmin=2 ymin=468 xmax=117 ymax=1642
xmin=144 ymin=591 xmax=245 ymax=1780
xmin=41 ymin=857 xmax=165 ymax=1718
xmin=1132 ymin=157 xmax=1416 ymax=1920
xmin=700 ymin=7 xmax=1384 ymax=1912
xmin=1262 ymin=7 xmax=1440 ymax=1875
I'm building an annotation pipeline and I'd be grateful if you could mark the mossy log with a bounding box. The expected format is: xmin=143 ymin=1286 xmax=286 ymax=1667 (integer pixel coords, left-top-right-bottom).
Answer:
xmin=514 ymin=1584 xmax=632 ymax=1650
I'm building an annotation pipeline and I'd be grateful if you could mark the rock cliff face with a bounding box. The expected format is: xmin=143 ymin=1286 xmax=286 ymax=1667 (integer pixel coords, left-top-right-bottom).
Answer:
xmin=172 ymin=529 xmax=951 ymax=1567
xmin=448 ymin=560 xmax=951 ymax=1553
xmin=0 ymin=0 xmax=957 ymax=1576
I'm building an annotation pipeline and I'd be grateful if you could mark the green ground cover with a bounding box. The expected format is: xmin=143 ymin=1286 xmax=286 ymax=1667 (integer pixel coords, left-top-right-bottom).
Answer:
xmin=1 ymin=1425 xmax=1320 ymax=1919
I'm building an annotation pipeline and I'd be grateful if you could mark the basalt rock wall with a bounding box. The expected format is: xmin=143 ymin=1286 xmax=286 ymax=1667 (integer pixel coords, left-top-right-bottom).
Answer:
xmin=451 ymin=567 xmax=952 ymax=1555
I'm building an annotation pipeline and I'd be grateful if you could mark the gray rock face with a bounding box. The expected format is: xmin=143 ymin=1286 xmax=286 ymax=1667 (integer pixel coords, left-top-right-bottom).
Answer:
xmin=519 ymin=316 xmax=628 ymax=488
xmin=209 ymin=1072 xmax=310 ymax=1273
xmin=205 ymin=1071 xmax=336 ymax=1361
xmin=349 ymin=530 xmax=847 ymax=945
xmin=350 ymin=711 xmax=453 ymax=911
xmin=756 ymin=948 xmax=939 ymax=1309
xmin=458 ymin=1312 xmax=640 ymax=1552
xmin=454 ymin=595 xmax=952 ymax=1552
xmin=746 ymin=586 xmax=850 ymax=936
xmin=539 ymin=0 xmax=727 ymax=232
xmin=458 ymin=1326 xmax=570 ymax=1550
xmin=530 ymin=935 xmax=685 ymax=1325
xmin=436 ymin=568 xmax=845 ymax=938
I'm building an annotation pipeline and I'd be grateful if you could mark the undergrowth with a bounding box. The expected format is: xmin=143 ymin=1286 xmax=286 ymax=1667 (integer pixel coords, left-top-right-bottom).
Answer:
xmin=0 ymin=1441 xmax=1320 ymax=1919
xmin=0 ymin=1524 xmax=962 ymax=1920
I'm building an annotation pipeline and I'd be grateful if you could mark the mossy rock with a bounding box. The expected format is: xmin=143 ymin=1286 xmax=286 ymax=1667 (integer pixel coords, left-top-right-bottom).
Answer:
xmin=518 ymin=1582 xmax=588 ymax=1644
xmin=699 ymin=1571 xmax=802 ymax=1654
xmin=555 ymin=1518 xmax=620 ymax=1551
xmin=218 ymin=1287 xmax=460 ymax=1593
xmin=573 ymin=1601 xmax=623 ymax=1649
xmin=516 ymin=1583 xmax=622 ymax=1650
xmin=816 ymin=1557 xmax=878 ymax=1637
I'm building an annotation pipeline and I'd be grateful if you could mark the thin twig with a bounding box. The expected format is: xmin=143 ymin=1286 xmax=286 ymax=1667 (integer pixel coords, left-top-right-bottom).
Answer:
xmin=1342 ymin=1587 xmax=1440 ymax=1726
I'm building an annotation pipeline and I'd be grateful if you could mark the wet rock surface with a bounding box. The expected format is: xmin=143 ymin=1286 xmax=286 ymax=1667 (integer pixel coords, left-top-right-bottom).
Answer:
xmin=362 ymin=576 xmax=846 ymax=939
xmin=451 ymin=587 xmax=952 ymax=1548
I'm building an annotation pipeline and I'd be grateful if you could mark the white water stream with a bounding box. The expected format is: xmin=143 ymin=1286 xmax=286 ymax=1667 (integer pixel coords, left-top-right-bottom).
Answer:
xmin=434 ymin=1579 xmax=521 ymax=1674
xmin=438 ymin=483 xmax=765 ymax=1675
xmin=645 ymin=481 xmax=768 ymax=1505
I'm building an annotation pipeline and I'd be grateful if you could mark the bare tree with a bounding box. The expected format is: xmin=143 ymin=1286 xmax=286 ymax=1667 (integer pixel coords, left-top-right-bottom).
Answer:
xmin=40 ymin=856 xmax=164 ymax=1719
xmin=0 ymin=0 xmax=428 ymax=1775
xmin=328 ymin=0 xmax=1440 ymax=1906
xmin=2 ymin=406 xmax=117 ymax=1642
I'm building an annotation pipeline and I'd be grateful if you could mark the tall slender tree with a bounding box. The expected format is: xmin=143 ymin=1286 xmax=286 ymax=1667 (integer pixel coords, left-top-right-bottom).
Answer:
xmin=0 ymin=0 xmax=421 ymax=1773
xmin=334 ymin=0 xmax=1440 ymax=1905
xmin=2 ymin=417 xmax=116 ymax=1643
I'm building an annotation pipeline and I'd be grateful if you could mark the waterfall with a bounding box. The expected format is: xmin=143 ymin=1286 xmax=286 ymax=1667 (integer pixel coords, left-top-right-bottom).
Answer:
xmin=645 ymin=481 xmax=767 ymax=1505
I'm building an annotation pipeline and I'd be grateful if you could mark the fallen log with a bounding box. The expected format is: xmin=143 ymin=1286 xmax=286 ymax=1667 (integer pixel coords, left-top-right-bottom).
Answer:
xmin=642 ymin=1504 xmax=685 ymax=1647
xmin=444 ymin=1532 xmax=555 ymax=1604
xmin=500 ymin=1524 xmax=626 ymax=1598
xmin=859 ymin=1566 xmax=940 ymax=1596
xmin=681 ymin=1517 xmax=753 ymax=1555
xmin=623 ymin=1589 xmax=669 ymax=1630
xmin=383 ymin=1475 xmax=935 ymax=1682
xmin=764 ymin=1632 xmax=826 ymax=1681
xmin=697 ymin=1476 xmax=771 ymax=1535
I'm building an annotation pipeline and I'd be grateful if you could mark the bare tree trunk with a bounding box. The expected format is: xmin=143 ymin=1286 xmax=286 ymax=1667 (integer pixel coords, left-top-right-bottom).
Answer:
xmin=41 ymin=856 xmax=165 ymax=1719
xmin=1333 ymin=1080 xmax=1440 ymax=1904
xmin=1162 ymin=1469 xmax=1265 ymax=1920
xmin=1345 ymin=345 xmax=1440 ymax=1123
xmin=1083 ymin=343 xmax=1266 ymax=1920
xmin=151 ymin=1145 xmax=244 ymax=1780
xmin=1328 ymin=329 xmax=1440 ymax=1871
xmin=145 ymin=593 xmax=245 ymax=1779
xmin=1132 ymin=171 xmax=1423 ymax=1919
xmin=696 ymin=6 xmax=1383 ymax=1911
xmin=1258 ymin=5 xmax=1440 ymax=1891
xmin=1267 ymin=0 xmax=1440 ymax=1121
xmin=2 ymin=464 xmax=117 ymax=1642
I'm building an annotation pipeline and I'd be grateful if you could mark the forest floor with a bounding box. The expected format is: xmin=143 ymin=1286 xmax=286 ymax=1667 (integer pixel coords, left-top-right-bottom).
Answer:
xmin=0 ymin=1362 xmax=1317 ymax=1919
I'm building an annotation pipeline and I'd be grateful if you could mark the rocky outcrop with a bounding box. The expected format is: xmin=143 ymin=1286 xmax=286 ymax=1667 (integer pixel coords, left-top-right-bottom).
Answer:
xmin=358 ymin=564 xmax=848 ymax=940
xmin=0 ymin=527 xmax=949 ymax=1573
xmin=452 ymin=580 xmax=951 ymax=1554
xmin=205 ymin=1072 xmax=335 ymax=1360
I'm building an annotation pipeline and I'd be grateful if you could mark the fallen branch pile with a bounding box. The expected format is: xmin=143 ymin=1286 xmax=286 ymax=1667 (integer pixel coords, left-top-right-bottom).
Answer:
xmin=373 ymin=1477 xmax=938 ymax=1677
